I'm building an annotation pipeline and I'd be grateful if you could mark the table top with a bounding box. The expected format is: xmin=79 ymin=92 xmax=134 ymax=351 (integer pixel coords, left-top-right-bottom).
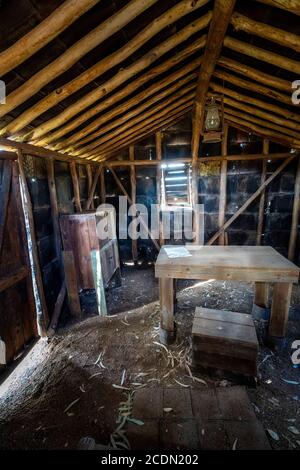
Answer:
xmin=155 ymin=246 xmax=300 ymax=283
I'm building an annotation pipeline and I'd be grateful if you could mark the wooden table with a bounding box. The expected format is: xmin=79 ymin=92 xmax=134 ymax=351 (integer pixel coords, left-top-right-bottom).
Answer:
xmin=155 ymin=246 xmax=300 ymax=344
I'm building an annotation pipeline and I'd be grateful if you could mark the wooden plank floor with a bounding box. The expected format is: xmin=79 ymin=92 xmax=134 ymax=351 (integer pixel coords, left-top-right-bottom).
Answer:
xmin=127 ymin=386 xmax=271 ymax=450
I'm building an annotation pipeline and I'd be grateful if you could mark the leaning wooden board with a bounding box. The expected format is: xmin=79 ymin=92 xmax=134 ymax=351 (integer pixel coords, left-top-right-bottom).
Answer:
xmin=155 ymin=246 xmax=300 ymax=345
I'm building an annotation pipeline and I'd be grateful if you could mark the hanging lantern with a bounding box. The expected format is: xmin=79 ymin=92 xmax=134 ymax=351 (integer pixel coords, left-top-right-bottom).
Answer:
xmin=205 ymin=97 xmax=221 ymax=131
xmin=203 ymin=95 xmax=224 ymax=143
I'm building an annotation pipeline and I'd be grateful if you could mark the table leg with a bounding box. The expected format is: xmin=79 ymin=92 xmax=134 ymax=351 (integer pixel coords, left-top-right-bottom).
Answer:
xmin=254 ymin=282 xmax=269 ymax=307
xmin=159 ymin=278 xmax=175 ymax=345
xmin=269 ymin=283 xmax=293 ymax=338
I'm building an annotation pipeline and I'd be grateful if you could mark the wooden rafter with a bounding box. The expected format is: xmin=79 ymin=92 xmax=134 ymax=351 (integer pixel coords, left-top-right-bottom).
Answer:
xmin=2 ymin=2 xmax=210 ymax=137
xmin=0 ymin=0 xmax=100 ymax=76
xmin=225 ymin=115 xmax=300 ymax=148
xmin=213 ymin=70 xmax=292 ymax=107
xmin=56 ymin=59 xmax=202 ymax=153
xmin=209 ymin=82 xmax=300 ymax=124
xmin=191 ymin=0 xmax=236 ymax=165
xmin=191 ymin=0 xmax=236 ymax=243
xmin=217 ymin=57 xmax=292 ymax=93
xmin=31 ymin=37 xmax=206 ymax=147
xmin=92 ymin=109 xmax=191 ymax=162
xmin=224 ymin=108 xmax=300 ymax=147
xmin=74 ymin=88 xmax=196 ymax=158
xmin=231 ymin=12 xmax=300 ymax=52
xmin=0 ymin=0 xmax=159 ymax=119
xmin=86 ymin=102 xmax=194 ymax=160
xmin=256 ymin=0 xmax=300 ymax=15
xmin=224 ymin=36 xmax=300 ymax=75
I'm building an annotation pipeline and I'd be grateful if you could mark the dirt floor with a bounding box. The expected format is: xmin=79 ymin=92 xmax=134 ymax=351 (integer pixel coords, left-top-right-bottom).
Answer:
xmin=0 ymin=265 xmax=299 ymax=450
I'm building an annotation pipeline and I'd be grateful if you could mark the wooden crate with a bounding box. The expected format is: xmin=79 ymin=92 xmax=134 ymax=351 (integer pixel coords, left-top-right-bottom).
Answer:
xmin=192 ymin=307 xmax=258 ymax=377
xmin=60 ymin=210 xmax=120 ymax=290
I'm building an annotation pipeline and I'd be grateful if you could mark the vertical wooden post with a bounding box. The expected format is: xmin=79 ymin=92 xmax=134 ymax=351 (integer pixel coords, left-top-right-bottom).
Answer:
xmin=86 ymin=165 xmax=101 ymax=210
xmin=288 ymin=157 xmax=300 ymax=261
xmin=256 ymin=139 xmax=269 ymax=246
xmin=91 ymin=250 xmax=107 ymax=316
xmin=191 ymin=165 xmax=200 ymax=244
xmin=100 ymin=164 xmax=106 ymax=204
xmin=18 ymin=150 xmax=49 ymax=336
xmin=130 ymin=145 xmax=138 ymax=263
xmin=47 ymin=159 xmax=62 ymax=266
xmin=0 ymin=159 xmax=12 ymax=257
xmin=86 ymin=164 xmax=95 ymax=210
xmin=62 ymin=250 xmax=81 ymax=317
xmin=12 ymin=160 xmax=38 ymax=337
xmin=70 ymin=161 xmax=82 ymax=212
xmin=156 ymin=131 xmax=164 ymax=246
xmin=218 ymin=123 xmax=228 ymax=245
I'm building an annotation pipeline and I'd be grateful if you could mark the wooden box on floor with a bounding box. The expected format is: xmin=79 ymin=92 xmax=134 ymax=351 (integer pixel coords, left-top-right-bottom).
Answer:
xmin=192 ymin=307 xmax=259 ymax=377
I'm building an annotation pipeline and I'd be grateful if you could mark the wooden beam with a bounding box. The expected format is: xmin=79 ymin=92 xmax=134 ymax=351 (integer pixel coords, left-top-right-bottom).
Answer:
xmin=256 ymin=0 xmax=300 ymax=15
xmin=256 ymin=140 xmax=269 ymax=246
xmin=129 ymin=146 xmax=138 ymax=263
xmin=87 ymin=101 xmax=194 ymax=159
xmin=0 ymin=151 xmax=17 ymax=160
xmin=0 ymin=267 xmax=29 ymax=293
xmin=78 ymin=90 xmax=196 ymax=158
xmin=0 ymin=0 xmax=100 ymax=76
xmin=207 ymin=157 xmax=294 ymax=246
xmin=191 ymin=0 xmax=236 ymax=244
xmin=155 ymin=131 xmax=164 ymax=246
xmin=231 ymin=13 xmax=300 ymax=52
xmin=0 ymin=160 xmax=12 ymax=257
xmin=213 ymin=71 xmax=291 ymax=107
xmin=217 ymin=56 xmax=291 ymax=93
xmin=0 ymin=0 xmax=159 ymax=120
xmin=103 ymin=152 xmax=293 ymax=167
xmin=222 ymin=96 xmax=300 ymax=134
xmin=224 ymin=114 xmax=300 ymax=149
xmin=224 ymin=36 xmax=300 ymax=75
xmin=191 ymin=0 xmax=236 ymax=163
xmin=46 ymin=160 xmax=63 ymax=278
xmin=52 ymin=59 xmax=201 ymax=151
xmin=218 ymin=123 xmax=228 ymax=245
xmin=225 ymin=106 xmax=300 ymax=140
xmin=47 ymin=283 xmax=67 ymax=336
xmin=210 ymin=82 xmax=300 ymax=127
xmin=35 ymin=37 xmax=206 ymax=147
xmin=110 ymin=167 xmax=160 ymax=251
xmin=86 ymin=165 xmax=101 ymax=210
xmin=65 ymin=75 xmax=197 ymax=155
xmin=0 ymin=137 xmax=98 ymax=166
xmin=100 ymin=166 xmax=106 ymax=204
xmin=62 ymin=251 xmax=81 ymax=317
xmin=231 ymin=12 xmax=300 ymax=52
xmin=70 ymin=161 xmax=82 ymax=212
xmin=288 ymin=157 xmax=300 ymax=261
xmin=86 ymin=164 xmax=95 ymax=210
xmin=3 ymin=3 xmax=210 ymax=136
xmin=93 ymin=109 xmax=192 ymax=162
xmin=18 ymin=150 xmax=49 ymax=336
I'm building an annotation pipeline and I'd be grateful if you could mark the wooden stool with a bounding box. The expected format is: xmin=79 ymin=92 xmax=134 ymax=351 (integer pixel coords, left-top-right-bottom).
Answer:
xmin=192 ymin=307 xmax=259 ymax=377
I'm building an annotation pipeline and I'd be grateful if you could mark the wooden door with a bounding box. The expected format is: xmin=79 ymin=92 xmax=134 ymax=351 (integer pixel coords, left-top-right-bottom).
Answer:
xmin=0 ymin=157 xmax=37 ymax=368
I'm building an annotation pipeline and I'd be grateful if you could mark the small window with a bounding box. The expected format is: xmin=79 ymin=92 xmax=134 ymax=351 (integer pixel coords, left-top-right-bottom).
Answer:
xmin=161 ymin=163 xmax=192 ymax=206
